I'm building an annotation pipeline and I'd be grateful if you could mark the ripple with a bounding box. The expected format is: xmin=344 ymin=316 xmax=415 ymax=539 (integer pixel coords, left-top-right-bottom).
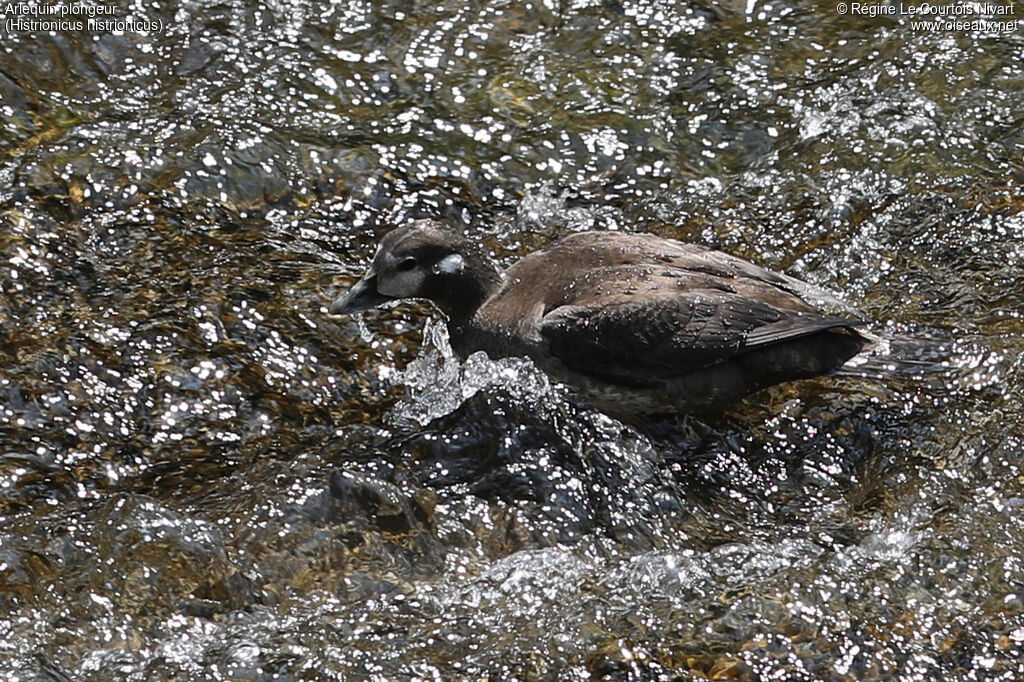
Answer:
xmin=1 ymin=0 xmax=1023 ymax=678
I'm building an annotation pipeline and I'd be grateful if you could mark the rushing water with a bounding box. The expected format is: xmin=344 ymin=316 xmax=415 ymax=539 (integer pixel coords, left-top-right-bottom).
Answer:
xmin=2 ymin=0 xmax=1023 ymax=680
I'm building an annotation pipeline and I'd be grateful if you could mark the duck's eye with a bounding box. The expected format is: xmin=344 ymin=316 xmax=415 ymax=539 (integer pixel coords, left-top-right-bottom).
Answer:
xmin=397 ymin=257 xmax=417 ymax=272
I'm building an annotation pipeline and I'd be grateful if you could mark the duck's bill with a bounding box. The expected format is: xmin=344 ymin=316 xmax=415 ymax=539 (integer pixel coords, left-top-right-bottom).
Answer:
xmin=329 ymin=274 xmax=391 ymax=315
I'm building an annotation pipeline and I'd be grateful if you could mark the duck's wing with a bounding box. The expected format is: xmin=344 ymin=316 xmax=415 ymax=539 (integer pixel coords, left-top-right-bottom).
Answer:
xmin=539 ymin=289 xmax=864 ymax=389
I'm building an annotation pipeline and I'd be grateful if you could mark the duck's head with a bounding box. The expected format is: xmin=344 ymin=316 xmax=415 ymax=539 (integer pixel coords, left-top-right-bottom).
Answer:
xmin=330 ymin=220 xmax=502 ymax=322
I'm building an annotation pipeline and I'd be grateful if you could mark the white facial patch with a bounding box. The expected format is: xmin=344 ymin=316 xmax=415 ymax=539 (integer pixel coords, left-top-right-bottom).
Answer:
xmin=433 ymin=253 xmax=464 ymax=275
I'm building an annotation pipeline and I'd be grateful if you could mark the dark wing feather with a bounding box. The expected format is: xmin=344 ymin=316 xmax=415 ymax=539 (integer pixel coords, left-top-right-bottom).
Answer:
xmin=540 ymin=292 xmax=863 ymax=388
xmin=742 ymin=314 xmax=867 ymax=347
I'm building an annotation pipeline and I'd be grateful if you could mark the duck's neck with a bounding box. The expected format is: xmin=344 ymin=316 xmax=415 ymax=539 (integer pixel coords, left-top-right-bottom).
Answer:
xmin=431 ymin=253 xmax=501 ymax=361
xmin=442 ymin=259 xmax=503 ymax=326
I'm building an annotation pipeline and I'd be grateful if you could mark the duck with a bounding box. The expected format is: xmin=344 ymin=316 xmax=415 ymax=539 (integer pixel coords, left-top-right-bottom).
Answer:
xmin=330 ymin=220 xmax=875 ymax=417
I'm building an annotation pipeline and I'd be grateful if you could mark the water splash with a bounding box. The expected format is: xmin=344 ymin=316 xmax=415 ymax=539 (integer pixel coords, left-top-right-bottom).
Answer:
xmin=388 ymin=317 xmax=564 ymax=427
xmin=387 ymin=318 xmax=464 ymax=425
xmin=353 ymin=312 xmax=375 ymax=344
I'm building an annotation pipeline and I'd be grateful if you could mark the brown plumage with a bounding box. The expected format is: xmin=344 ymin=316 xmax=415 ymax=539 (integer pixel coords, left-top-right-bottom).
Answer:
xmin=331 ymin=220 xmax=872 ymax=416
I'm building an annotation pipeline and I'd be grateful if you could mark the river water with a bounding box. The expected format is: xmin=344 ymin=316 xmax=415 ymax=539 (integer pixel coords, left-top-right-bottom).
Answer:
xmin=1 ymin=0 xmax=1023 ymax=680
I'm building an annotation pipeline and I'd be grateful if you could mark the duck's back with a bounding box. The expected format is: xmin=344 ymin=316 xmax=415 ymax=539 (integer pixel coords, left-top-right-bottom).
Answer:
xmin=506 ymin=231 xmax=824 ymax=310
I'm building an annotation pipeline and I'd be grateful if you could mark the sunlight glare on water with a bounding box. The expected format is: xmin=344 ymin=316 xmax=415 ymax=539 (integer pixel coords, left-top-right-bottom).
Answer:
xmin=1 ymin=0 xmax=1023 ymax=679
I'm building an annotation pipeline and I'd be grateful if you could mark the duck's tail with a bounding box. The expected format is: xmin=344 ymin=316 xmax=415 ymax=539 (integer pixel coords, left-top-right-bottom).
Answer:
xmin=834 ymin=331 xmax=952 ymax=380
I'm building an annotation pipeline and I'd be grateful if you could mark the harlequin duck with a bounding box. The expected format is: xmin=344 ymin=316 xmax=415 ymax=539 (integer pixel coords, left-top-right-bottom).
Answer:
xmin=331 ymin=221 xmax=875 ymax=416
